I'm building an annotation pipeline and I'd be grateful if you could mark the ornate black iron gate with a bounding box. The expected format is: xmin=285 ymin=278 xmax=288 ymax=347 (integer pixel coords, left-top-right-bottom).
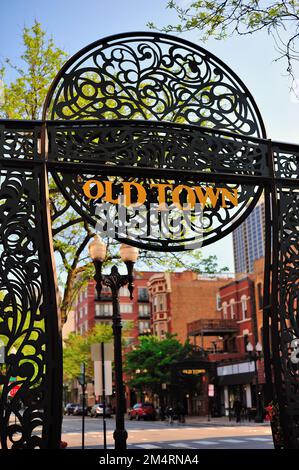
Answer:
xmin=0 ymin=32 xmax=298 ymax=449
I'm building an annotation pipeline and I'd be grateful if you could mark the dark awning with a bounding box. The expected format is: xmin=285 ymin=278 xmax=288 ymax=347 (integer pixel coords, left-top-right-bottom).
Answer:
xmin=217 ymin=372 xmax=255 ymax=386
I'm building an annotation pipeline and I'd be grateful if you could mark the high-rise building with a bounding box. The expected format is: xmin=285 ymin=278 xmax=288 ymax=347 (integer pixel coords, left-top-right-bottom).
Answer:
xmin=233 ymin=196 xmax=265 ymax=273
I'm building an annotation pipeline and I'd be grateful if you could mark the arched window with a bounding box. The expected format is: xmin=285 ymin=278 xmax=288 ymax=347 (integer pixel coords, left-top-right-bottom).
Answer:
xmin=230 ymin=299 xmax=235 ymax=319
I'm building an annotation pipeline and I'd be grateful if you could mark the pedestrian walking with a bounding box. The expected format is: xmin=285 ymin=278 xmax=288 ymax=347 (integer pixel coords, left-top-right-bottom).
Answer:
xmin=166 ymin=405 xmax=175 ymax=425
xmin=176 ymin=402 xmax=185 ymax=424
xmin=233 ymin=399 xmax=242 ymax=423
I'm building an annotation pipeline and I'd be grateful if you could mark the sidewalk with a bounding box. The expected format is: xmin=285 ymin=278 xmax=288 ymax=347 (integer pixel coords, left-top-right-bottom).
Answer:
xmin=180 ymin=415 xmax=270 ymax=427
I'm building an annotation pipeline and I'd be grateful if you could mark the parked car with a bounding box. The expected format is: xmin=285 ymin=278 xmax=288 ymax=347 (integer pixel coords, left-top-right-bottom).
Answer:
xmin=90 ymin=404 xmax=112 ymax=418
xmin=64 ymin=403 xmax=79 ymax=416
xmin=72 ymin=404 xmax=89 ymax=416
xmin=128 ymin=403 xmax=156 ymax=420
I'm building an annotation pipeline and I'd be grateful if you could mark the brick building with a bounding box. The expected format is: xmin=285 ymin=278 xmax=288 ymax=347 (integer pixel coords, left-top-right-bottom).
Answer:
xmin=148 ymin=271 xmax=232 ymax=345
xmin=185 ymin=261 xmax=267 ymax=418
xmin=74 ymin=271 xmax=155 ymax=341
xmin=147 ymin=271 xmax=234 ymax=416
xmin=70 ymin=265 xmax=266 ymax=416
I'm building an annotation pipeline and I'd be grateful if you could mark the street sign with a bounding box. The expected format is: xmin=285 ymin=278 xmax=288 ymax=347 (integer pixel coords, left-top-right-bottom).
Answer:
xmin=94 ymin=361 xmax=112 ymax=396
xmin=181 ymin=369 xmax=206 ymax=376
xmin=91 ymin=343 xmax=113 ymax=362
xmin=208 ymin=384 xmax=215 ymax=397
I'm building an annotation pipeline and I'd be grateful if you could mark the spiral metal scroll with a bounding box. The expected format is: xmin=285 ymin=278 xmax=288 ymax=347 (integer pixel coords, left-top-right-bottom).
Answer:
xmin=43 ymin=32 xmax=265 ymax=138
xmin=0 ymin=165 xmax=61 ymax=449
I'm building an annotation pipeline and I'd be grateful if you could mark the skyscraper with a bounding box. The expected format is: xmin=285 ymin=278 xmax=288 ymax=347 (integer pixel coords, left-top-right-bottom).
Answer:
xmin=233 ymin=196 xmax=265 ymax=273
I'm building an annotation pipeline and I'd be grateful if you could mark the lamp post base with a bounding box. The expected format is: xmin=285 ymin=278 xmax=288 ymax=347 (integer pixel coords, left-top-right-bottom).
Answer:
xmin=113 ymin=429 xmax=128 ymax=450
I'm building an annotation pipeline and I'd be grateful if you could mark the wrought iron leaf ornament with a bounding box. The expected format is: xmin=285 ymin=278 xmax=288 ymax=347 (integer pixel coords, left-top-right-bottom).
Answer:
xmin=44 ymin=33 xmax=265 ymax=138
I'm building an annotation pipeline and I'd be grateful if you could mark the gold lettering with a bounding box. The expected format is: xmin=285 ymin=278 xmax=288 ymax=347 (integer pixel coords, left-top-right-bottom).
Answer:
xmin=194 ymin=186 xmax=221 ymax=208
xmin=150 ymin=183 xmax=173 ymax=208
xmin=122 ymin=182 xmax=147 ymax=207
xmin=172 ymin=185 xmax=196 ymax=209
xmin=82 ymin=179 xmax=104 ymax=199
xmin=221 ymin=188 xmax=239 ymax=207
xmin=103 ymin=181 xmax=118 ymax=204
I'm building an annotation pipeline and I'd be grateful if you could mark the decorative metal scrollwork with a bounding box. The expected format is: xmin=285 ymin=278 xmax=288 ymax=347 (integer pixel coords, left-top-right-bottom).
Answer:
xmin=0 ymin=123 xmax=40 ymax=160
xmin=273 ymin=143 xmax=299 ymax=179
xmin=274 ymin=186 xmax=299 ymax=447
xmin=49 ymin=121 xmax=268 ymax=174
xmin=48 ymin=121 xmax=266 ymax=250
xmin=43 ymin=32 xmax=266 ymax=138
xmin=0 ymin=162 xmax=61 ymax=449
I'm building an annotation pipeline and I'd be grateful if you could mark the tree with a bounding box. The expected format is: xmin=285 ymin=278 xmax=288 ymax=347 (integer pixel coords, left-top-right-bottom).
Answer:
xmin=124 ymin=334 xmax=192 ymax=400
xmin=149 ymin=1 xmax=299 ymax=81
xmin=1 ymin=21 xmax=67 ymax=120
xmin=63 ymin=321 xmax=134 ymax=384
xmin=63 ymin=324 xmax=113 ymax=383
xmin=0 ymin=21 xmax=228 ymax=324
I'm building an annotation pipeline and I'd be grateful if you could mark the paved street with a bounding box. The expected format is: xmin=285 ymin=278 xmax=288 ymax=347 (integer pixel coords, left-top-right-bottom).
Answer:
xmin=62 ymin=416 xmax=274 ymax=449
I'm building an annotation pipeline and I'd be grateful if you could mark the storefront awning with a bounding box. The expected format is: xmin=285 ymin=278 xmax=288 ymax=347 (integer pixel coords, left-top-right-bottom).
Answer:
xmin=217 ymin=372 xmax=255 ymax=386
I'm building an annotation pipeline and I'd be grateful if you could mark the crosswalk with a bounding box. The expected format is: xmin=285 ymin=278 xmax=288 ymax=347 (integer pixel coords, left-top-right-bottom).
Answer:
xmin=129 ymin=437 xmax=274 ymax=449
xmin=69 ymin=436 xmax=274 ymax=449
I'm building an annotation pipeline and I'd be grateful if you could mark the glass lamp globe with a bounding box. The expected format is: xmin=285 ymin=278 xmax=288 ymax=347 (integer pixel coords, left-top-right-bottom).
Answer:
xmin=246 ymin=341 xmax=254 ymax=352
xmin=119 ymin=243 xmax=139 ymax=263
xmin=88 ymin=235 xmax=107 ymax=262
xmin=256 ymin=342 xmax=263 ymax=352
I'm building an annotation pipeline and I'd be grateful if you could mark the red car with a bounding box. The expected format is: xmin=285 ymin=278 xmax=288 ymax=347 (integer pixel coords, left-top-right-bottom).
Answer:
xmin=128 ymin=403 xmax=156 ymax=420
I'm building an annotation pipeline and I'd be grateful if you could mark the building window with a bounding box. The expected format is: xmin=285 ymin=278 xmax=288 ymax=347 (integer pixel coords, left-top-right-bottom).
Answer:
xmin=154 ymin=294 xmax=165 ymax=312
xmin=119 ymin=303 xmax=133 ymax=314
xmin=138 ymin=287 xmax=149 ymax=301
xmin=79 ymin=308 xmax=83 ymax=319
xmin=84 ymin=287 xmax=88 ymax=299
xmin=243 ymin=333 xmax=249 ymax=351
xmin=222 ymin=302 xmax=228 ymax=319
xmin=119 ymin=287 xmax=130 ymax=297
xmin=95 ymin=303 xmax=113 ymax=317
xmin=84 ymin=305 xmax=88 ymax=317
xmin=230 ymin=299 xmax=235 ymax=319
xmin=216 ymin=293 xmax=221 ymax=311
xmin=257 ymin=282 xmax=263 ymax=310
xmin=138 ymin=304 xmax=150 ymax=317
xmin=138 ymin=320 xmax=151 ymax=334
xmin=241 ymin=295 xmax=247 ymax=319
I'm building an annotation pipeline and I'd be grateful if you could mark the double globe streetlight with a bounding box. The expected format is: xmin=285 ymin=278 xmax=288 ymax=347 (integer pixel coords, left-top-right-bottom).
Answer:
xmin=88 ymin=235 xmax=139 ymax=450
xmin=246 ymin=341 xmax=263 ymax=423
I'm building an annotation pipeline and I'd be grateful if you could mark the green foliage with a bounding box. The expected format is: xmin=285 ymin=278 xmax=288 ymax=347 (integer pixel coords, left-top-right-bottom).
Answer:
xmin=0 ymin=20 xmax=67 ymax=119
xmin=63 ymin=324 xmax=113 ymax=383
xmin=149 ymin=1 xmax=299 ymax=77
xmin=124 ymin=334 xmax=192 ymax=395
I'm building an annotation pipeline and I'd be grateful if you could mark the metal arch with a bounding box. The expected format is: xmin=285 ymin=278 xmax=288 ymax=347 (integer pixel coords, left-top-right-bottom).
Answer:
xmin=0 ymin=31 xmax=299 ymax=451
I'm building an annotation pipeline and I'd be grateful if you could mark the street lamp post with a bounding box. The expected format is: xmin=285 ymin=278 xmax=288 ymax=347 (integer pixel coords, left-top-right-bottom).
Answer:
xmin=246 ymin=341 xmax=263 ymax=423
xmin=88 ymin=235 xmax=139 ymax=451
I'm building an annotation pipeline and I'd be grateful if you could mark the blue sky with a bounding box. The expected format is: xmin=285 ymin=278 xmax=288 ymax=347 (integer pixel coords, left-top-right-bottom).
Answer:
xmin=1 ymin=0 xmax=298 ymax=271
